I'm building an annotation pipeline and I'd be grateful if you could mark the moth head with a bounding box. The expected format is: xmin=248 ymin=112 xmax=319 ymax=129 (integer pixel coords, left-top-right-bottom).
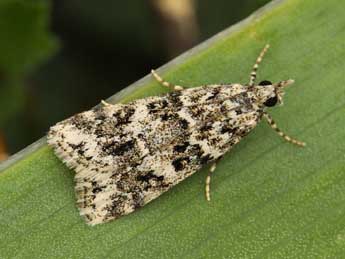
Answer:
xmin=255 ymin=79 xmax=295 ymax=107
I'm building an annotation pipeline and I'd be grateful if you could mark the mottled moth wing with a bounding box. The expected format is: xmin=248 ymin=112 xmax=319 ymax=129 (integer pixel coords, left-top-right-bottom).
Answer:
xmin=48 ymin=84 xmax=261 ymax=225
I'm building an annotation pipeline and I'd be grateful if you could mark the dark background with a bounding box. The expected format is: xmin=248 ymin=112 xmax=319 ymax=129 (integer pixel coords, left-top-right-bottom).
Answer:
xmin=0 ymin=0 xmax=270 ymax=158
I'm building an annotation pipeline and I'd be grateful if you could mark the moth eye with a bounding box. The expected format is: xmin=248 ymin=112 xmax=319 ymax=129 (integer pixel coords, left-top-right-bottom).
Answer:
xmin=259 ymin=80 xmax=272 ymax=86
xmin=264 ymin=95 xmax=278 ymax=107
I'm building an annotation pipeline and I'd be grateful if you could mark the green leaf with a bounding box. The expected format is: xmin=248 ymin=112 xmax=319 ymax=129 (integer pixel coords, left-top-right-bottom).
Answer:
xmin=1 ymin=0 xmax=345 ymax=257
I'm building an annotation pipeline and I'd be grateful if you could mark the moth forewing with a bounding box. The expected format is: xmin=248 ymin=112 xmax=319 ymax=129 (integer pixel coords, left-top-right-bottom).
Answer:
xmin=48 ymin=83 xmax=262 ymax=225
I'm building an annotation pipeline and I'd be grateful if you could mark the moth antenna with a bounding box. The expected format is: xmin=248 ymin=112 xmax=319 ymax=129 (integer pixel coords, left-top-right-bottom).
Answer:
xmin=249 ymin=44 xmax=270 ymax=87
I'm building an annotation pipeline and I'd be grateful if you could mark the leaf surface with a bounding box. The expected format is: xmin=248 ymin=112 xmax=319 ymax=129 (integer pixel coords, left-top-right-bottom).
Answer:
xmin=1 ymin=0 xmax=345 ymax=258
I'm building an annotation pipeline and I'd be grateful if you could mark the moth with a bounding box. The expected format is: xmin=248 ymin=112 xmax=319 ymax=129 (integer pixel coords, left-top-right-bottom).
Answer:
xmin=48 ymin=44 xmax=305 ymax=225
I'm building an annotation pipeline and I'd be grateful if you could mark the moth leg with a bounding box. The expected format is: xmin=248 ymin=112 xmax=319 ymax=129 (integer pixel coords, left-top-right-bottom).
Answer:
xmin=151 ymin=69 xmax=184 ymax=91
xmin=206 ymin=162 xmax=218 ymax=201
xmin=263 ymin=112 xmax=306 ymax=147
xmin=101 ymin=100 xmax=111 ymax=106
xmin=249 ymin=44 xmax=270 ymax=87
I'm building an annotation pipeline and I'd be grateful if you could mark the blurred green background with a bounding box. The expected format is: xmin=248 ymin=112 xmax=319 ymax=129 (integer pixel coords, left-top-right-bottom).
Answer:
xmin=0 ymin=0 xmax=270 ymax=157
